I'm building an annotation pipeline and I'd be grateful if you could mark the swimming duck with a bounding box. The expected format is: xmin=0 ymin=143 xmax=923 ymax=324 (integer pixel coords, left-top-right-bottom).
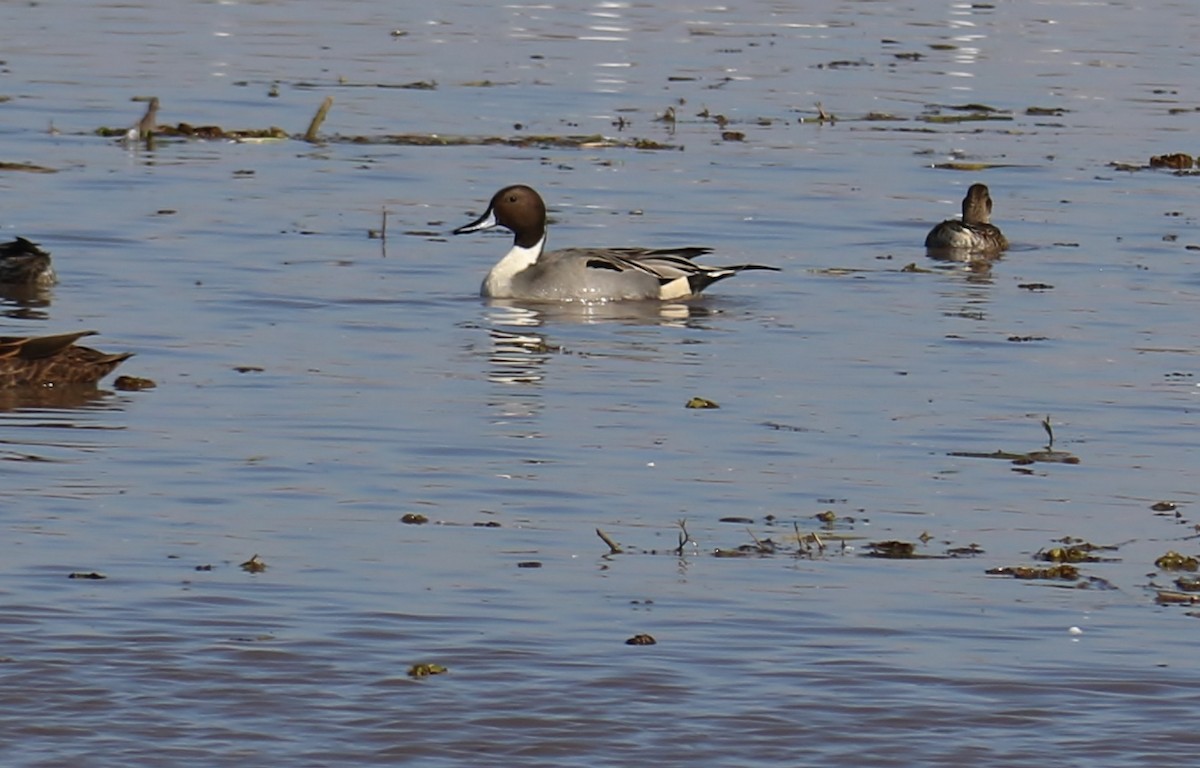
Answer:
xmin=0 ymin=237 xmax=56 ymax=286
xmin=453 ymin=185 xmax=779 ymax=301
xmin=925 ymin=183 xmax=1009 ymax=255
xmin=0 ymin=331 xmax=132 ymax=388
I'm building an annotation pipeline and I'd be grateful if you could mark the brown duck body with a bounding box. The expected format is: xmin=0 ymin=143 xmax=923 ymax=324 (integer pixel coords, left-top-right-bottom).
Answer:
xmin=0 ymin=237 xmax=56 ymax=286
xmin=925 ymin=183 xmax=1009 ymax=256
xmin=0 ymin=331 xmax=132 ymax=387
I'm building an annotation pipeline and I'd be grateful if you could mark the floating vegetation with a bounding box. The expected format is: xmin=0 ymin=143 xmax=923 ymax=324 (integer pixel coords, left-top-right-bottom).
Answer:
xmin=1110 ymin=152 xmax=1200 ymax=173
xmin=930 ymin=161 xmax=1016 ymax=171
xmin=1154 ymin=550 xmax=1199 ymax=571
xmin=0 ymin=162 xmax=56 ymax=174
xmin=761 ymin=421 xmax=812 ymax=432
xmin=920 ymin=113 xmax=1013 ymax=125
xmin=114 ymin=375 xmax=156 ymax=391
xmin=946 ymin=543 xmax=985 ymax=557
xmin=94 ymin=95 xmax=681 ymax=151
xmin=400 ymin=513 xmax=429 ymax=525
xmin=1001 ymin=448 xmax=1078 ymax=465
xmin=516 ymin=561 xmax=543 ymax=569
xmin=685 ymin=396 xmax=719 ymax=409
xmin=68 ymin=571 xmax=107 ymax=580
xmin=96 ymin=122 xmax=288 ymax=140
xmin=407 ymin=663 xmax=448 ymax=678
xmin=986 ymin=564 xmax=1080 ymax=580
xmin=626 ymin=634 xmax=657 ymax=646
xmin=1149 ymin=152 xmax=1193 ymax=170
xmin=817 ymin=58 xmax=873 ymax=70
xmin=1151 ymin=501 xmax=1178 ymax=512
xmin=1173 ymin=575 xmax=1200 ymax=592
xmin=240 ymin=554 xmax=267 ymax=573
xmin=1036 ymin=538 xmax=1118 ymax=564
xmin=1155 ymin=590 xmax=1200 ymax=605
xmin=948 ymin=415 xmax=1080 ymax=465
xmin=338 ymin=132 xmax=678 ymax=150
xmin=866 ymin=540 xmax=916 ymax=559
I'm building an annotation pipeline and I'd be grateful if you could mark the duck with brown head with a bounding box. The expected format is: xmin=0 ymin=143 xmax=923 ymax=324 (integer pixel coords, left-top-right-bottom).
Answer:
xmin=453 ymin=185 xmax=779 ymax=302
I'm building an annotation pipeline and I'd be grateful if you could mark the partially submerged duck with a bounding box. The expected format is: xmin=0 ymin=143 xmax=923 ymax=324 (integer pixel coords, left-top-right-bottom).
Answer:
xmin=925 ymin=183 xmax=1009 ymax=256
xmin=0 ymin=237 xmax=56 ymax=286
xmin=0 ymin=331 xmax=132 ymax=388
xmin=453 ymin=184 xmax=779 ymax=301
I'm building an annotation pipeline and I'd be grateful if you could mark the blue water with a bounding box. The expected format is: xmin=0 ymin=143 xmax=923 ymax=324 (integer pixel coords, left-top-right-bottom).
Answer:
xmin=2 ymin=1 xmax=1200 ymax=765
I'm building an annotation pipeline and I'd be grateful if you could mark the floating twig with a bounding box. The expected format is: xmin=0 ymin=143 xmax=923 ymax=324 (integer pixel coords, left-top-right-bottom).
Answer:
xmin=675 ymin=518 xmax=690 ymax=556
xmin=137 ymin=96 xmax=160 ymax=140
xmin=596 ymin=527 xmax=622 ymax=554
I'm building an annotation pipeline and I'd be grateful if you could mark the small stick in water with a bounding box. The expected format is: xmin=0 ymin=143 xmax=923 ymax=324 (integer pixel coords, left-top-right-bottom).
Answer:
xmin=138 ymin=97 xmax=160 ymax=139
xmin=305 ymin=96 xmax=334 ymax=142
xmin=675 ymin=518 xmax=690 ymax=556
xmin=596 ymin=527 xmax=622 ymax=554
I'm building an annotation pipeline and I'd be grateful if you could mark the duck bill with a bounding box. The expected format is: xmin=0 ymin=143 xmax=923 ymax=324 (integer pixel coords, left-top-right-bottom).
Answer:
xmin=452 ymin=208 xmax=497 ymax=235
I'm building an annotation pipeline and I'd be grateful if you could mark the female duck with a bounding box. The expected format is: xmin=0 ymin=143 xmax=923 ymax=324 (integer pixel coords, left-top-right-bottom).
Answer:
xmin=925 ymin=184 xmax=1009 ymax=255
xmin=0 ymin=331 xmax=131 ymax=388
xmin=0 ymin=237 xmax=55 ymax=285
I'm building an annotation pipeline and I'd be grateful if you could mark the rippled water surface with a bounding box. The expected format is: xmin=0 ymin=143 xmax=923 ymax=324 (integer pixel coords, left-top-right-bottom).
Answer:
xmin=3 ymin=1 xmax=1200 ymax=765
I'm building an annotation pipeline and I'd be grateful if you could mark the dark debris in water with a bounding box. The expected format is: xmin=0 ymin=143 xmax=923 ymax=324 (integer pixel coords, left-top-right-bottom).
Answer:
xmin=1036 ymin=538 xmax=1120 ymax=564
xmin=1149 ymin=152 xmax=1193 ymax=170
xmin=625 ymin=633 xmax=657 ymax=646
xmin=68 ymin=571 xmax=107 ymax=580
xmin=0 ymin=161 xmax=57 ymax=174
xmin=337 ymin=133 xmax=679 ymax=150
xmin=240 ymin=554 xmax=267 ymax=573
xmin=114 ymin=375 xmax=156 ymax=391
xmin=407 ymin=663 xmax=448 ymax=678
xmin=866 ymin=540 xmax=916 ymax=558
xmin=948 ymin=448 xmax=1079 ymax=464
xmin=95 ymin=123 xmax=288 ymax=140
xmin=987 ymin=563 xmax=1080 ymax=580
xmin=1154 ymin=550 xmax=1198 ymax=571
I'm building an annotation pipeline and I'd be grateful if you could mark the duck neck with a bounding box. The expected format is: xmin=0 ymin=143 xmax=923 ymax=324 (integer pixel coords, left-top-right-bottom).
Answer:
xmin=483 ymin=235 xmax=546 ymax=297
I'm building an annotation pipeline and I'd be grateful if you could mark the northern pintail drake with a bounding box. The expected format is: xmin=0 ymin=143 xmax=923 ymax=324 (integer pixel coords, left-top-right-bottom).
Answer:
xmin=925 ymin=183 xmax=1009 ymax=255
xmin=0 ymin=237 xmax=56 ymax=286
xmin=0 ymin=331 xmax=132 ymax=388
xmin=452 ymin=185 xmax=779 ymax=301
